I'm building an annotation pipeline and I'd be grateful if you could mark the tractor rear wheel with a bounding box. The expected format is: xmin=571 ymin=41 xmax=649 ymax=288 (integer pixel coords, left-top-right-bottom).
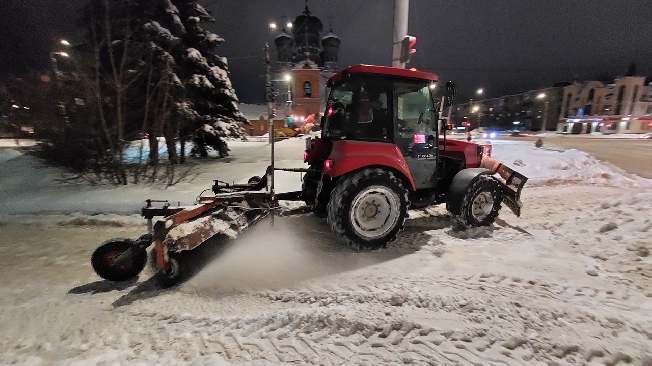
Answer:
xmin=91 ymin=239 xmax=147 ymax=282
xmin=327 ymin=168 xmax=408 ymax=250
xmin=455 ymin=175 xmax=502 ymax=228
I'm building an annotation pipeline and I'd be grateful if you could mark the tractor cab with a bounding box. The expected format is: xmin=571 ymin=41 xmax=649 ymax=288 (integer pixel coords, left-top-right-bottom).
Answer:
xmin=321 ymin=65 xmax=443 ymax=189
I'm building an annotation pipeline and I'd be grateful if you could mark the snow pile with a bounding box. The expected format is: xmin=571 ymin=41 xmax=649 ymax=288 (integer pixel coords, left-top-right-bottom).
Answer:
xmin=490 ymin=141 xmax=649 ymax=187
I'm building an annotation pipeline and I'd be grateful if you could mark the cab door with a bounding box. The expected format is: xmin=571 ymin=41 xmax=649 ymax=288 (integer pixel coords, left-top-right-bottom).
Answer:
xmin=393 ymin=81 xmax=439 ymax=189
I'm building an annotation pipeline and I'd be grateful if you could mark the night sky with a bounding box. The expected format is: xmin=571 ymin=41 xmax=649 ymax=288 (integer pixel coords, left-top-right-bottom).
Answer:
xmin=2 ymin=0 xmax=651 ymax=102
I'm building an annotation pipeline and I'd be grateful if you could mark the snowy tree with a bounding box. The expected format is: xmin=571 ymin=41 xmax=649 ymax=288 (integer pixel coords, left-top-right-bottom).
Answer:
xmin=51 ymin=0 xmax=247 ymax=183
xmin=170 ymin=1 xmax=248 ymax=158
xmin=113 ymin=0 xmax=248 ymax=160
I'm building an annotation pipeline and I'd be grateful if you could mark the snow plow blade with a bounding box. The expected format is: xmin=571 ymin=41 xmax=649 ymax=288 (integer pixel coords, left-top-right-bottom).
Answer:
xmin=480 ymin=155 xmax=528 ymax=217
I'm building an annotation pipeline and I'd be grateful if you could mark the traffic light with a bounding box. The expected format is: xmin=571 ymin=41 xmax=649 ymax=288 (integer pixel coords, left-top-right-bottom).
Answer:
xmin=400 ymin=36 xmax=416 ymax=63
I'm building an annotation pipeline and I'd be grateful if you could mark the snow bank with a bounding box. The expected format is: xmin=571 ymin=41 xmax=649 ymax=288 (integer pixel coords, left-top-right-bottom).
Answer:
xmin=490 ymin=141 xmax=650 ymax=187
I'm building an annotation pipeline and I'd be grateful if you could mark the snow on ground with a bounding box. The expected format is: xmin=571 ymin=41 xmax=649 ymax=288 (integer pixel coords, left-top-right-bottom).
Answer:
xmin=0 ymin=137 xmax=651 ymax=365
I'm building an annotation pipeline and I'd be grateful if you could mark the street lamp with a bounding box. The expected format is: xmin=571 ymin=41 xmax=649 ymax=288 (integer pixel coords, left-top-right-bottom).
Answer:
xmin=283 ymin=73 xmax=292 ymax=97
xmin=472 ymin=104 xmax=482 ymax=130
xmin=50 ymin=51 xmax=70 ymax=87
xmin=469 ymin=88 xmax=483 ymax=130
xmin=268 ymin=22 xmax=277 ymax=30
xmin=537 ymin=93 xmax=549 ymax=133
xmin=60 ymin=39 xmax=70 ymax=46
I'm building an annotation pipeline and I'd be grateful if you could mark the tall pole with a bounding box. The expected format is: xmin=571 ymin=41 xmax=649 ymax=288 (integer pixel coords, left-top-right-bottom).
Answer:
xmin=392 ymin=0 xmax=409 ymax=68
xmin=264 ymin=43 xmax=275 ymax=201
xmin=468 ymin=98 xmax=473 ymax=131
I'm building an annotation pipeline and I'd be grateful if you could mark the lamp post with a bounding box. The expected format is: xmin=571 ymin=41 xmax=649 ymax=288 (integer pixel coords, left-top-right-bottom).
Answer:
xmin=475 ymin=88 xmax=483 ymax=130
xmin=50 ymin=52 xmax=69 ymax=82
xmin=283 ymin=73 xmax=292 ymax=122
xmin=51 ymin=39 xmax=71 ymax=85
xmin=537 ymin=92 xmax=549 ymax=132
xmin=472 ymin=105 xmax=480 ymax=131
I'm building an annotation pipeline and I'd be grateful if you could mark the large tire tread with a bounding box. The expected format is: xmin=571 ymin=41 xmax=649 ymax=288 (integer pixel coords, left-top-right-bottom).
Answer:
xmin=91 ymin=239 xmax=147 ymax=282
xmin=327 ymin=168 xmax=409 ymax=250
xmin=454 ymin=175 xmax=502 ymax=229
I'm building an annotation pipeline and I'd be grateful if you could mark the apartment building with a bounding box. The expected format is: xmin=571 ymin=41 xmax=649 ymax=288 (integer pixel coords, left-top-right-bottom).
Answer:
xmin=556 ymin=76 xmax=652 ymax=134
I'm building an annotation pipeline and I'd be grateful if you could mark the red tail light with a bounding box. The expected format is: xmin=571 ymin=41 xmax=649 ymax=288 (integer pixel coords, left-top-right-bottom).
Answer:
xmin=324 ymin=159 xmax=333 ymax=173
xmin=303 ymin=151 xmax=309 ymax=162
xmin=327 ymin=106 xmax=334 ymax=116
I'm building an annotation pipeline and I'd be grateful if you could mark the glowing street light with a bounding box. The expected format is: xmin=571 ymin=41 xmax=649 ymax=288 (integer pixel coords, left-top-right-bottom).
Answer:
xmin=537 ymin=92 xmax=549 ymax=132
xmin=472 ymin=105 xmax=480 ymax=113
xmin=476 ymin=88 xmax=483 ymax=96
xmin=286 ymin=22 xmax=293 ymax=29
xmin=60 ymin=39 xmax=70 ymax=46
xmin=268 ymin=22 xmax=277 ymax=30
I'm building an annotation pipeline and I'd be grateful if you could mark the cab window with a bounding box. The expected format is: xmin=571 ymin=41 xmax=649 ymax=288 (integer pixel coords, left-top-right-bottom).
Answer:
xmin=322 ymin=82 xmax=354 ymax=139
xmin=394 ymin=81 xmax=435 ymax=156
xmin=353 ymin=80 xmax=391 ymax=141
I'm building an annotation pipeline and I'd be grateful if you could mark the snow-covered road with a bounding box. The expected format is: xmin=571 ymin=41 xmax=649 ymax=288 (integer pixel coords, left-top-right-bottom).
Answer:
xmin=0 ymin=138 xmax=651 ymax=365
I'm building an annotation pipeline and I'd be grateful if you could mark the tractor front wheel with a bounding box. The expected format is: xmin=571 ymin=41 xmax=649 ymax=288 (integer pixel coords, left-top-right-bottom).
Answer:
xmin=455 ymin=175 xmax=502 ymax=228
xmin=327 ymin=168 xmax=408 ymax=250
xmin=91 ymin=239 xmax=147 ymax=282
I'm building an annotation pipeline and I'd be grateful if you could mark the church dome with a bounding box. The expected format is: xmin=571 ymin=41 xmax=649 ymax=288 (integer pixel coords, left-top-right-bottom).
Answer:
xmin=291 ymin=5 xmax=323 ymax=64
xmin=320 ymin=31 xmax=340 ymax=71
xmin=274 ymin=30 xmax=294 ymax=63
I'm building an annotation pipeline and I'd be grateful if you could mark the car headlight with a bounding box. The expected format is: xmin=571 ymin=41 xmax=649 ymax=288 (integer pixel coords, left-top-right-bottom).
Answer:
xmin=490 ymin=132 xmax=496 ymax=138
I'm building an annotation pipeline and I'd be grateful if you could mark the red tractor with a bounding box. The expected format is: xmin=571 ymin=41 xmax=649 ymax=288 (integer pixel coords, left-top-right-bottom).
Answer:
xmin=90 ymin=65 xmax=527 ymax=285
xmin=299 ymin=65 xmax=527 ymax=249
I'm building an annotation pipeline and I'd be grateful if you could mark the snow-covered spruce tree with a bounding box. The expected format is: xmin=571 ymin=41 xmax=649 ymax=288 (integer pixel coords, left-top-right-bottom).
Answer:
xmin=170 ymin=0 xmax=248 ymax=158
xmin=133 ymin=0 xmax=248 ymax=161
xmin=78 ymin=0 xmax=246 ymax=180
